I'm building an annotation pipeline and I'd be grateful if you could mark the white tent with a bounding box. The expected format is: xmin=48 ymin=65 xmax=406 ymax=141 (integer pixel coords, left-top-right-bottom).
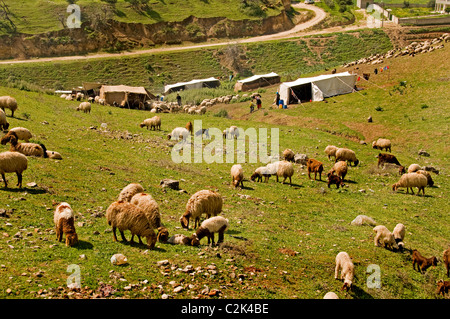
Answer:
xmin=234 ymin=72 xmax=280 ymax=92
xmin=278 ymin=72 xmax=357 ymax=104
xmin=164 ymin=77 xmax=220 ymax=94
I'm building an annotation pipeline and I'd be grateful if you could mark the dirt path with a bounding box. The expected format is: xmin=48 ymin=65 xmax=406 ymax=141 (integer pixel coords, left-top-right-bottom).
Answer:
xmin=0 ymin=3 xmax=368 ymax=65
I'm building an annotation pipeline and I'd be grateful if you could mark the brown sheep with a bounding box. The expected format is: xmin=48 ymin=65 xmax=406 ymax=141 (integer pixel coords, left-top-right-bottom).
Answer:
xmin=412 ymin=249 xmax=438 ymax=274
xmin=282 ymin=148 xmax=295 ymax=162
xmin=444 ymin=247 xmax=450 ymax=277
xmin=1 ymin=131 xmax=48 ymax=158
xmin=180 ymin=190 xmax=223 ymax=229
xmin=307 ymin=158 xmax=324 ymax=181
xmin=53 ymin=202 xmax=79 ymax=247
xmin=327 ymin=172 xmax=344 ymax=188
xmin=186 ymin=121 xmax=193 ymax=134
xmin=436 ymin=280 xmax=450 ymax=296
xmin=377 ymin=153 xmax=405 ymax=173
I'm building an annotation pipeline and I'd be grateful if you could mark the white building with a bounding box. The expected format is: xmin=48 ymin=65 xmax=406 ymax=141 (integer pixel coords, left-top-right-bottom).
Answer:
xmin=435 ymin=0 xmax=449 ymax=12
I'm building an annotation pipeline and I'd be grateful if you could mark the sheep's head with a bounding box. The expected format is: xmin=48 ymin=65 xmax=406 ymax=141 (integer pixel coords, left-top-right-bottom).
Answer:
xmin=398 ymin=166 xmax=406 ymax=175
xmin=167 ymin=134 xmax=172 ymax=140
xmin=157 ymin=227 xmax=169 ymax=243
xmin=341 ymin=281 xmax=352 ymax=292
xmin=431 ymin=257 xmax=438 ymax=267
xmin=250 ymin=172 xmax=259 ymax=182
xmin=188 ymin=234 xmax=200 ymax=246
xmin=139 ymin=123 xmax=145 ymax=128
xmin=180 ymin=215 xmax=189 ymax=229
xmin=392 ymin=183 xmax=399 ymax=191
xmin=354 ymin=159 xmax=359 ymax=166
xmin=65 ymin=233 xmax=79 ymax=247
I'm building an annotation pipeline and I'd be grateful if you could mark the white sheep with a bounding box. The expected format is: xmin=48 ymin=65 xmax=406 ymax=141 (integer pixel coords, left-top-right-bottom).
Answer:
xmin=351 ymin=215 xmax=377 ymax=226
xmin=372 ymin=138 xmax=391 ymax=152
xmin=324 ymin=145 xmax=338 ymax=161
xmin=328 ymin=160 xmax=348 ymax=181
xmin=250 ymin=166 xmax=271 ymax=183
xmin=190 ymin=215 xmax=229 ymax=246
xmin=407 ymin=163 xmax=421 ymax=173
xmin=168 ymin=127 xmax=190 ymax=141
xmin=224 ymin=126 xmax=239 ymax=139
xmin=139 ymin=116 xmax=161 ymax=131
xmin=196 ymin=106 xmax=207 ymax=115
xmin=416 ymin=170 xmax=434 ymax=187
xmin=167 ymin=234 xmax=200 ymax=246
xmin=231 ymin=164 xmax=244 ymax=188
xmin=282 ymin=148 xmax=295 ymax=162
xmin=275 ymin=160 xmax=294 ymax=184
xmin=0 ymin=96 xmax=18 ymax=117
xmin=392 ymin=223 xmax=406 ymax=250
xmin=335 ymin=148 xmax=359 ymax=166
xmin=46 ymin=150 xmax=63 ymax=160
xmin=117 ymin=183 xmax=145 ymax=202
xmin=76 ymin=102 xmax=91 ymax=113
xmin=0 ymin=109 xmax=9 ymax=131
xmin=1 ymin=131 xmax=48 ymax=158
xmin=180 ymin=189 xmax=223 ymax=229
xmin=7 ymin=127 xmax=32 ymax=142
xmin=392 ymin=172 xmax=428 ymax=195
xmin=334 ymin=251 xmax=354 ymax=291
xmin=0 ymin=151 xmax=28 ymax=188
xmin=373 ymin=225 xmax=399 ymax=251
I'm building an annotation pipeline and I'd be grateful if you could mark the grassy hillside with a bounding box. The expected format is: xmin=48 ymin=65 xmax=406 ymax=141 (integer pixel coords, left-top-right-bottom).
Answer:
xmin=0 ymin=43 xmax=448 ymax=300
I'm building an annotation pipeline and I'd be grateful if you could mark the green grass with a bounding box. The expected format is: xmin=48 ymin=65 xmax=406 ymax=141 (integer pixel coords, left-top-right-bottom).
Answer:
xmin=389 ymin=7 xmax=442 ymax=17
xmin=0 ymin=44 xmax=448 ymax=299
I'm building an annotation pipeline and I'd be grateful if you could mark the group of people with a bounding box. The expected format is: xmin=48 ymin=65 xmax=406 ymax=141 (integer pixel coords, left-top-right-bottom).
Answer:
xmin=249 ymin=91 xmax=282 ymax=113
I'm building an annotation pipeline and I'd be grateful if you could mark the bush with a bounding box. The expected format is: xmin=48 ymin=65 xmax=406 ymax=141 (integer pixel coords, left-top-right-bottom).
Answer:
xmin=213 ymin=109 xmax=229 ymax=118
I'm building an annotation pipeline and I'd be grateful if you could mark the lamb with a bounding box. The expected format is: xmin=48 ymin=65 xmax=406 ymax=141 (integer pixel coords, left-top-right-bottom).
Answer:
xmin=377 ymin=153 xmax=405 ymax=173
xmin=335 ymin=148 xmax=359 ymax=166
xmin=327 ymin=172 xmax=344 ymax=188
xmin=167 ymin=234 xmax=200 ymax=246
xmin=106 ymin=200 xmax=157 ymax=249
xmin=76 ymin=102 xmax=91 ymax=113
xmin=7 ymin=127 xmax=32 ymax=142
xmin=373 ymin=225 xmax=399 ymax=251
xmin=416 ymin=169 xmax=434 ymax=187
xmin=275 ymin=160 xmax=294 ymax=184
xmin=117 ymin=183 xmax=145 ymax=202
xmin=140 ymin=116 xmax=161 ymax=131
xmin=46 ymin=150 xmax=63 ymax=160
xmin=328 ymin=160 xmax=348 ymax=181
xmin=412 ymin=249 xmax=438 ymax=273
xmin=307 ymin=158 xmax=324 ymax=181
xmin=372 ymin=138 xmax=391 ymax=152
xmin=185 ymin=121 xmax=193 ymax=134
xmin=168 ymin=127 xmax=190 ymax=141
xmin=0 ymin=96 xmax=18 ymax=117
xmin=1 ymin=131 xmax=48 ymax=158
xmin=180 ymin=189 xmax=223 ymax=229
xmin=250 ymin=166 xmax=271 ymax=183
xmin=392 ymin=223 xmax=406 ymax=251
xmin=436 ymin=280 xmax=450 ymax=296
xmin=324 ymin=145 xmax=338 ymax=161
xmin=443 ymin=247 xmax=450 ymax=277
xmin=282 ymin=148 xmax=295 ymax=162
xmin=188 ymin=216 xmax=229 ymax=246
xmin=407 ymin=163 xmax=421 ymax=173
xmin=130 ymin=192 xmax=169 ymax=243
xmin=0 ymin=151 xmax=28 ymax=188
xmin=53 ymin=202 xmax=79 ymax=247
xmin=334 ymin=251 xmax=354 ymax=291
xmin=392 ymin=172 xmax=428 ymax=196
xmin=0 ymin=109 xmax=9 ymax=131
xmin=231 ymin=164 xmax=244 ymax=188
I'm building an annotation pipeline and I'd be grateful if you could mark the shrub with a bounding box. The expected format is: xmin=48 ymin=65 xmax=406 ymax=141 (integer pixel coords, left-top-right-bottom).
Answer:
xmin=214 ymin=109 xmax=229 ymax=118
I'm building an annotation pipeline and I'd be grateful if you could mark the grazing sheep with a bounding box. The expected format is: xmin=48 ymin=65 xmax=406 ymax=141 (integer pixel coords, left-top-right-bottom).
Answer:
xmin=334 ymin=251 xmax=354 ymax=291
xmin=0 ymin=151 xmax=28 ymax=188
xmin=117 ymin=183 xmax=145 ymax=202
xmin=224 ymin=126 xmax=239 ymax=139
xmin=106 ymin=200 xmax=157 ymax=249
xmin=180 ymin=189 xmax=223 ymax=229
xmin=324 ymin=145 xmax=338 ymax=161
xmin=327 ymin=172 xmax=344 ymax=188
xmin=329 ymin=161 xmax=348 ymax=181
xmin=351 ymin=215 xmax=376 ymax=226
xmin=76 ymin=102 xmax=91 ymax=114
xmin=392 ymin=172 xmax=428 ymax=195
xmin=185 ymin=121 xmax=193 ymax=134
xmin=416 ymin=170 xmax=434 ymax=187
xmin=0 ymin=109 xmax=9 ymax=131
xmin=7 ymin=127 xmax=32 ymax=142
xmin=372 ymin=138 xmax=392 ymax=152
xmin=250 ymin=166 xmax=271 ymax=183
xmin=46 ymin=150 xmax=63 ymax=160
xmin=130 ymin=192 xmax=169 ymax=243
xmin=168 ymin=127 xmax=190 ymax=141
xmin=392 ymin=223 xmax=406 ymax=251
xmin=335 ymin=148 xmax=359 ymax=167
xmin=167 ymin=234 xmax=200 ymax=246
xmin=443 ymin=247 xmax=450 ymax=277
xmin=140 ymin=116 xmax=161 ymax=131
xmin=408 ymin=163 xmax=421 ymax=173
xmin=0 ymin=96 xmax=18 ymax=117
xmin=412 ymin=249 xmax=438 ymax=273
xmin=323 ymin=292 xmax=339 ymax=299
xmin=373 ymin=225 xmax=399 ymax=251
xmin=436 ymin=280 xmax=450 ymax=296
xmin=282 ymin=148 xmax=295 ymax=162
xmin=189 ymin=216 xmax=229 ymax=246
xmin=275 ymin=160 xmax=294 ymax=184
xmin=231 ymin=164 xmax=244 ymax=188
xmin=1 ymin=131 xmax=48 ymax=158
xmin=53 ymin=202 xmax=79 ymax=247
xmin=377 ymin=153 xmax=404 ymax=173
xmin=307 ymin=158 xmax=324 ymax=181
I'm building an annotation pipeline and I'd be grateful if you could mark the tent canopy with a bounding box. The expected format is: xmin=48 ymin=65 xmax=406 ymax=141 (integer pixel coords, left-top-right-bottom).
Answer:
xmin=99 ymin=85 xmax=154 ymax=108
xmin=234 ymin=72 xmax=280 ymax=92
xmin=278 ymin=72 xmax=357 ymax=104
xmin=164 ymin=77 xmax=220 ymax=94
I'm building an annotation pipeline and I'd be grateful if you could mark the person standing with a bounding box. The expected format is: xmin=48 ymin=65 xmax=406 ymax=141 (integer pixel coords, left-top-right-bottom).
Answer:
xmin=274 ymin=91 xmax=280 ymax=106
xmin=176 ymin=93 xmax=182 ymax=106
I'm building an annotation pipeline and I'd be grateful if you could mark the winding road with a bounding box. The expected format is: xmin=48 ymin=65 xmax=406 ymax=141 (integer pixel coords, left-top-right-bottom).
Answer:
xmin=0 ymin=3 xmax=369 ymax=65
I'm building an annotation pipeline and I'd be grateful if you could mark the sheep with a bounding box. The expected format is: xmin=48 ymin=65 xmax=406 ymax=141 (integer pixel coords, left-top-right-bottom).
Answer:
xmin=328 ymin=160 xmax=348 ymax=181
xmin=436 ymin=280 xmax=450 ymax=296
xmin=76 ymin=102 xmax=91 ymax=113
xmin=351 ymin=215 xmax=376 ymax=226
xmin=373 ymin=225 xmax=399 ymax=251
xmin=167 ymin=234 xmax=200 ymax=246
xmin=376 ymin=153 xmax=405 ymax=173
xmin=0 ymin=109 xmax=9 ymax=131
xmin=250 ymin=166 xmax=271 ymax=183
xmin=130 ymin=192 xmax=169 ymax=243
xmin=324 ymin=145 xmax=338 ymax=161
xmin=1 ymin=131 xmax=48 ymax=158
xmin=0 ymin=96 xmax=18 ymax=117
xmin=327 ymin=172 xmax=344 ymax=188
xmin=282 ymin=148 xmax=295 ymax=162
xmin=185 ymin=121 xmax=193 ymax=134
xmin=46 ymin=150 xmax=63 ymax=160
xmin=323 ymin=292 xmax=339 ymax=299
xmin=412 ymin=249 xmax=438 ymax=274
xmin=407 ymin=163 xmax=421 ymax=173
xmin=0 ymin=151 xmax=28 ymax=188
xmin=139 ymin=116 xmax=161 ymax=131
xmin=7 ymin=127 xmax=32 ymax=142
xmin=443 ymin=247 xmax=450 ymax=277
xmin=392 ymin=172 xmax=428 ymax=196
xmin=335 ymin=148 xmax=359 ymax=166
xmin=416 ymin=169 xmax=434 ymax=187
xmin=117 ymin=183 xmax=144 ymax=202
xmin=188 ymin=216 xmax=229 ymax=246
xmin=275 ymin=160 xmax=294 ymax=184
xmin=224 ymin=126 xmax=239 ymax=139
xmin=392 ymin=223 xmax=406 ymax=251
xmin=196 ymin=106 xmax=207 ymax=115
xmin=307 ymin=158 xmax=324 ymax=181
xmin=168 ymin=127 xmax=189 ymax=141
xmin=231 ymin=164 xmax=244 ymax=188
xmin=334 ymin=251 xmax=354 ymax=291
xmin=372 ymin=138 xmax=391 ymax=152
xmin=180 ymin=189 xmax=223 ymax=229
xmin=106 ymin=200 xmax=157 ymax=249
xmin=53 ymin=202 xmax=79 ymax=247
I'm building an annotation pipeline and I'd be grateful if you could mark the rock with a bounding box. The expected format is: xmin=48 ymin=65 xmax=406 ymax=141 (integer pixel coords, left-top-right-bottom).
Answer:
xmin=26 ymin=182 xmax=37 ymax=187
xmin=156 ymin=260 xmax=170 ymax=266
xmin=351 ymin=215 xmax=377 ymax=226
xmin=418 ymin=150 xmax=430 ymax=157
xmin=173 ymin=286 xmax=184 ymax=293
xmin=294 ymin=153 xmax=308 ymax=165
xmin=423 ymin=166 xmax=439 ymax=175
xmin=159 ymin=179 xmax=179 ymax=190
xmin=110 ymin=254 xmax=128 ymax=265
